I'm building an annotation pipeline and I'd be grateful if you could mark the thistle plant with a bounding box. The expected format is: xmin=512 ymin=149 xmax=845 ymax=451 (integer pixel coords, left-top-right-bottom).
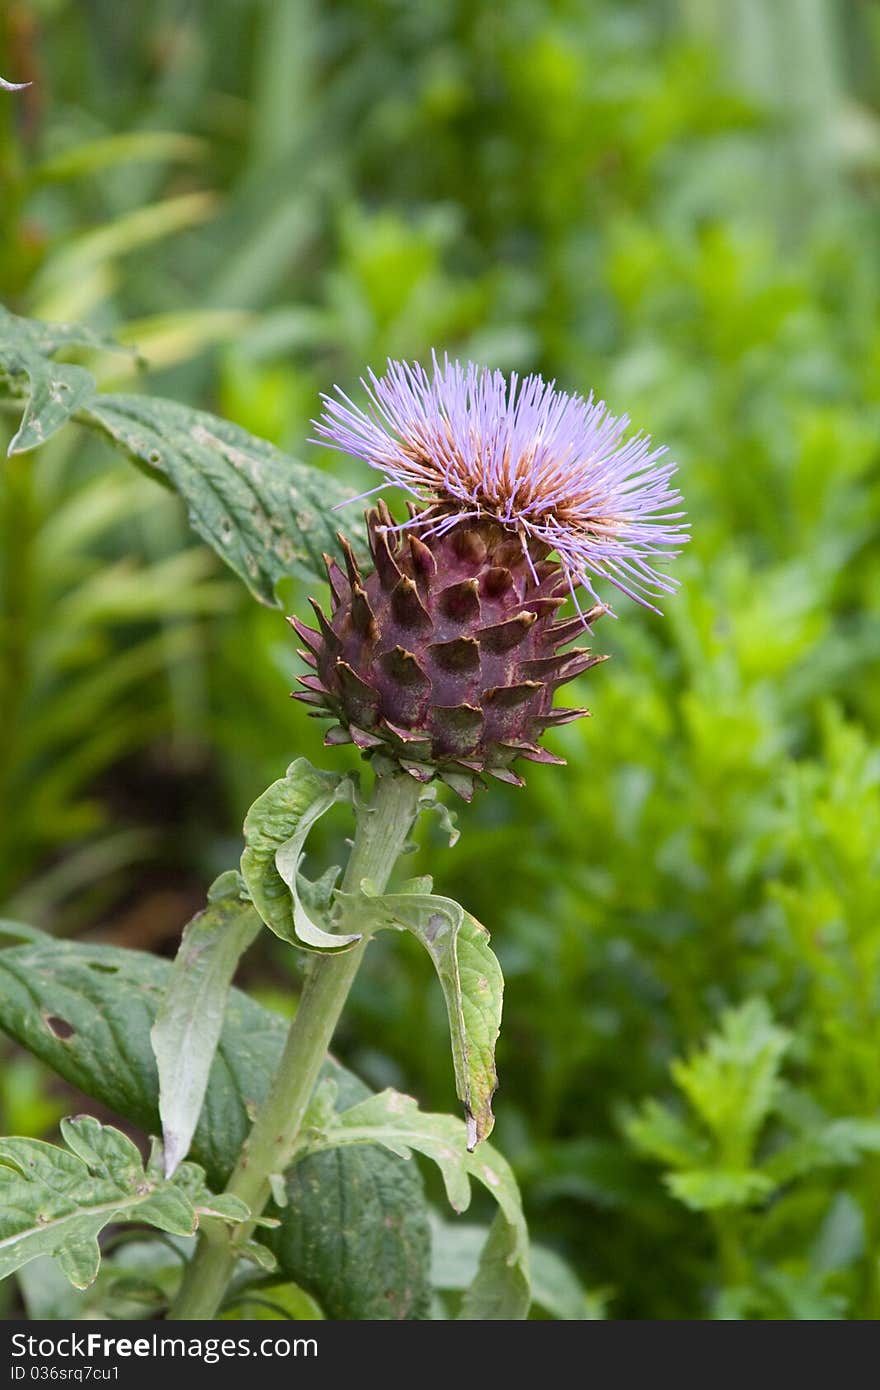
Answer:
xmin=303 ymin=358 xmax=685 ymax=795
xmin=0 ymin=316 xmax=683 ymax=1321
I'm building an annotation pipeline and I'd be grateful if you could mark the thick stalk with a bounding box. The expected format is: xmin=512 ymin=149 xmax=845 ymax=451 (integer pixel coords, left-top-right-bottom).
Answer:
xmin=168 ymin=771 xmax=422 ymax=1321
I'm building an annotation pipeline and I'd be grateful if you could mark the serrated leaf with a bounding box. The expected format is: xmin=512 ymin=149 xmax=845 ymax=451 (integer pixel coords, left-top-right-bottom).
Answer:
xmin=670 ymin=999 xmax=790 ymax=1163
xmin=84 ymin=393 xmax=366 ymax=602
xmin=0 ymin=1121 xmax=222 ymax=1288
xmin=241 ymin=759 xmax=360 ymax=951
xmin=0 ymin=939 xmax=432 ymax=1319
xmin=2 ymin=349 xmax=95 ymax=454
xmin=416 ymin=785 xmax=460 ymax=847
xmin=306 ymin=1090 xmax=471 ymax=1210
xmin=624 ymin=1098 xmax=711 ymax=1170
xmin=355 ymin=889 xmax=502 ymax=1145
xmin=0 ymin=306 xmax=368 ymax=599
xmin=59 ymin=1114 xmax=144 ymax=1183
xmin=0 ymin=307 xmax=132 ymax=455
xmin=302 ymin=1088 xmax=529 ymax=1320
xmin=151 ymin=895 xmax=261 ymax=1176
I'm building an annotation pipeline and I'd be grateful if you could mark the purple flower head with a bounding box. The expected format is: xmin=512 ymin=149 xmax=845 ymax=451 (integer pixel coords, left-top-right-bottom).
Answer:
xmin=313 ymin=355 xmax=687 ymax=614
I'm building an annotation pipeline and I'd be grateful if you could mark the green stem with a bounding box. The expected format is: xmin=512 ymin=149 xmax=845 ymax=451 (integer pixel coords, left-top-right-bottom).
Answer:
xmin=167 ymin=770 xmax=422 ymax=1321
xmin=711 ymin=1209 xmax=750 ymax=1294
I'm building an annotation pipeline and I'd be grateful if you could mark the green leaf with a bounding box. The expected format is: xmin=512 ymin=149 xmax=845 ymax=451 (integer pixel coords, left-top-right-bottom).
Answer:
xmin=529 ymin=1244 xmax=605 ymax=1321
xmin=18 ymin=1241 xmax=185 ymax=1321
xmin=0 ymin=308 xmax=135 ymax=455
xmin=241 ymin=759 xmax=360 ymax=951
xmin=627 ymin=1001 xmax=793 ymax=1215
xmin=304 ymin=1090 xmax=471 ymax=1209
xmin=0 ymin=919 xmax=46 ymax=945
xmin=3 ymin=351 xmax=95 ymax=455
xmin=84 ymin=393 xmax=366 ymax=602
xmin=665 ymin=1167 xmax=775 ymax=1212
xmin=0 ymin=306 xmax=368 ymax=599
xmin=59 ymin=1115 xmax=143 ymax=1183
xmin=460 ymin=1209 xmax=530 ymax=1320
xmin=239 ymin=1240 xmax=278 ymax=1273
xmin=151 ymin=893 xmax=261 ymax=1176
xmin=670 ymin=1000 xmax=790 ymax=1163
xmin=55 ymin=1240 xmax=101 ymax=1291
xmin=428 ymin=1215 xmax=486 ymax=1292
xmin=764 ymin=1116 xmax=880 ymax=1185
xmin=624 ymin=1098 xmax=712 ymax=1170
xmin=222 ymin=1279 xmax=325 ymax=1321
xmin=429 ymin=1219 xmax=600 ymax=1318
xmin=135 ymin=1186 xmax=200 ymax=1238
xmin=0 ymin=1119 xmax=239 ymax=1288
xmin=0 ymin=939 xmax=432 ymax=1319
xmin=354 ymin=888 xmax=503 ymax=1145
xmin=302 ymin=1088 xmax=530 ymax=1320
xmin=268 ymin=1135 xmax=431 ymax=1319
xmin=415 ymin=784 xmax=460 ymax=848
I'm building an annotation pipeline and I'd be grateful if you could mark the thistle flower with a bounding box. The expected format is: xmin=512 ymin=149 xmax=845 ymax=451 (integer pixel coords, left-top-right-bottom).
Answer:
xmin=293 ymin=357 xmax=686 ymax=797
xmin=313 ymin=355 xmax=686 ymax=613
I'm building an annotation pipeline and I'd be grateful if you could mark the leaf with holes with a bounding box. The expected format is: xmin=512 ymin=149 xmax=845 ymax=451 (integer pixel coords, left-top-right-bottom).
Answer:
xmin=0 ymin=937 xmax=432 ymax=1319
xmin=0 ymin=1115 xmax=244 ymax=1289
xmin=353 ymin=887 xmax=502 ymax=1145
xmin=84 ymin=393 xmax=367 ymax=602
xmin=241 ymin=759 xmax=360 ymax=951
xmin=0 ymin=305 xmax=128 ymax=455
xmin=3 ymin=351 xmax=95 ymax=454
xmin=300 ymin=1088 xmax=530 ymax=1320
xmin=151 ymin=883 xmax=261 ymax=1177
xmin=0 ymin=306 xmax=368 ymax=598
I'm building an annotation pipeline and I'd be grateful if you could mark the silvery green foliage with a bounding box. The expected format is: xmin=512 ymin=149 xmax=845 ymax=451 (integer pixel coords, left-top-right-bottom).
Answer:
xmin=352 ymin=883 xmax=502 ymax=1147
xmin=151 ymin=880 xmax=261 ymax=1177
xmin=0 ymin=935 xmax=434 ymax=1319
xmin=299 ymin=1083 xmax=529 ymax=1320
xmin=240 ymin=759 xmax=503 ymax=1143
xmin=0 ymin=1116 xmax=250 ymax=1289
xmin=240 ymin=760 xmax=360 ymax=951
xmin=0 ymin=309 xmax=536 ymax=1319
xmin=0 ymin=306 xmax=368 ymax=604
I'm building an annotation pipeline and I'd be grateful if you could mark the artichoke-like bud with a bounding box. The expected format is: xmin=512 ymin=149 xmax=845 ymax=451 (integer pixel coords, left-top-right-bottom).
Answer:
xmin=295 ymin=356 xmax=687 ymax=795
xmin=291 ymin=502 xmax=607 ymax=798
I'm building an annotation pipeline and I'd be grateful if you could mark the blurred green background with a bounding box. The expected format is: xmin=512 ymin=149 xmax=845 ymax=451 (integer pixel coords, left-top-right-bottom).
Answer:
xmin=2 ymin=0 xmax=880 ymax=1320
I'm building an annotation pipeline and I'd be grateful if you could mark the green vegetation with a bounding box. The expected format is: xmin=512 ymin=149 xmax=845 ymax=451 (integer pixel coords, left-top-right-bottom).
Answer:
xmin=2 ymin=0 xmax=879 ymax=1318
